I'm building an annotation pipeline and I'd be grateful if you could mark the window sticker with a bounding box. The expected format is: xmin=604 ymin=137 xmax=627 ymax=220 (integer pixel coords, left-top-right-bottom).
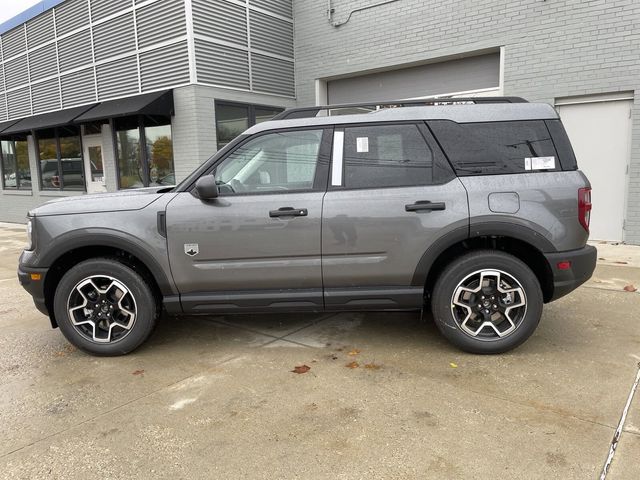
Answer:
xmin=525 ymin=156 xmax=556 ymax=170
xmin=356 ymin=137 xmax=369 ymax=153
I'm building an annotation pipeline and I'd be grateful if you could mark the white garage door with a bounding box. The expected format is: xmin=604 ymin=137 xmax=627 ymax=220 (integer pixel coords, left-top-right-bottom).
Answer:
xmin=557 ymin=96 xmax=633 ymax=242
xmin=326 ymin=53 xmax=500 ymax=104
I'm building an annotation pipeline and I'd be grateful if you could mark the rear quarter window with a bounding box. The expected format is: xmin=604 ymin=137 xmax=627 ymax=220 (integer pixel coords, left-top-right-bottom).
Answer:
xmin=428 ymin=120 xmax=560 ymax=175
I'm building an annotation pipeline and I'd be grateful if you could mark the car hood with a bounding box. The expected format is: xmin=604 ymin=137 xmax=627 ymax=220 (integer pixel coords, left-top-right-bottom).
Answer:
xmin=30 ymin=187 xmax=170 ymax=217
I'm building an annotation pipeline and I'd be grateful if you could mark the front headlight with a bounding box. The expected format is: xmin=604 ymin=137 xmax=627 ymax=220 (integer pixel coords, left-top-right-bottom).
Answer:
xmin=26 ymin=218 xmax=34 ymax=251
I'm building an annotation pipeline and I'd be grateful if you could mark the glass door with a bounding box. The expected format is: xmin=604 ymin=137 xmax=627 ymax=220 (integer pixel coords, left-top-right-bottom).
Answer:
xmin=82 ymin=135 xmax=107 ymax=193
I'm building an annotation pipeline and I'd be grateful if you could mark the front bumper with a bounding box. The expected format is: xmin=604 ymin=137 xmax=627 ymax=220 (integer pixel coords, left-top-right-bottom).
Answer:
xmin=17 ymin=258 xmax=49 ymax=318
xmin=544 ymin=245 xmax=597 ymax=302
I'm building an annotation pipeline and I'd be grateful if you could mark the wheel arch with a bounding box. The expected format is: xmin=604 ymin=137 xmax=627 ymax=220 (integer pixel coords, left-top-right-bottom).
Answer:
xmin=413 ymin=225 xmax=555 ymax=303
xmin=41 ymin=231 xmax=173 ymax=327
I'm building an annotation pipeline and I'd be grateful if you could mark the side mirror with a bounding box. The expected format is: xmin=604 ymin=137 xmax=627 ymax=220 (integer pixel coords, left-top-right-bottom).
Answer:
xmin=195 ymin=176 xmax=219 ymax=200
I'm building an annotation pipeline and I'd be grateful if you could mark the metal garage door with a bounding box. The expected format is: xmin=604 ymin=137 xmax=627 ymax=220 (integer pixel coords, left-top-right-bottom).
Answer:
xmin=327 ymin=53 xmax=500 ymax=104
xmin=557 ymin=95 xmax=633 ymax=242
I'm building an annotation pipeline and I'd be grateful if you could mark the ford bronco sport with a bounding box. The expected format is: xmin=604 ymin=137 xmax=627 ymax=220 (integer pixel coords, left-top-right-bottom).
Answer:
xmin=18 ymin=98 xmax=597 ymax=356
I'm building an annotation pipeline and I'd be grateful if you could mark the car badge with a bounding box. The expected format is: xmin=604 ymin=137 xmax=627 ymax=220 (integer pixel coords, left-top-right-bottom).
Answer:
xmin=184 ymin=243 xmax=199 ymax=257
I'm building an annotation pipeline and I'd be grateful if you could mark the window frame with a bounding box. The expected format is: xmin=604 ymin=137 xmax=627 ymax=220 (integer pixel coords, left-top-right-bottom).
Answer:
xmin=0 ymin=135 xmax=31 ymax=190
xmin=191 ymin=126 xmax=334 ymax=198
xmin=214 ymin=100 xmax=285 ymax=150
xmin=328 ymin=121 xmax=455 ymax=192
xmin=112 ymin=115 xmax=175 ymax=190
xmin=35 ymin=126 xmax=85 ymax=192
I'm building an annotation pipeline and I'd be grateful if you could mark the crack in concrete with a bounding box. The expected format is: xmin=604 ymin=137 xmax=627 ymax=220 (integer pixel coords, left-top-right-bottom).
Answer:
xmin=599 ymin=362 xmax=640 ymax=479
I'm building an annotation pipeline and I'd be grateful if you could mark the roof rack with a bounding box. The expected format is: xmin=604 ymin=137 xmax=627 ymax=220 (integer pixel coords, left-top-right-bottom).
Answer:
xmin=272 ymin=97 xmax=528 ymax=120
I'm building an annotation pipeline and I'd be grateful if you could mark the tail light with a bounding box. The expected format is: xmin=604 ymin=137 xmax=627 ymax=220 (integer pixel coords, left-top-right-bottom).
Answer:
xmin=578 ymin=187 xmax=592 ymax=232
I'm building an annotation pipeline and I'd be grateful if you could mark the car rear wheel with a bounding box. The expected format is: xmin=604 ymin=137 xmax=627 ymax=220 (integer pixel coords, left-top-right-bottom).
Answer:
xmin=431 ymin=250 xmax=543 ymax=354
xmin=53 ymin=258 xmax=158 ymax=356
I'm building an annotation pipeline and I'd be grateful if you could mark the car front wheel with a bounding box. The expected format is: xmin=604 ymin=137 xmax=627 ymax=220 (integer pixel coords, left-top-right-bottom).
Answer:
xmin=431 ymin=250 xmax=543 ymax=354
xmin=53 ymin=258 xmax=158 ymax=356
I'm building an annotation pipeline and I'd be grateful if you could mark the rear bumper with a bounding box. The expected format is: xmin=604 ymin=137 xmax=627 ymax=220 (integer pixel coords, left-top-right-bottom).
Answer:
xmin=17 ymin=263 xmax=50 ymax=317
xmin=544 ymin=245 xmax=597 ymax=302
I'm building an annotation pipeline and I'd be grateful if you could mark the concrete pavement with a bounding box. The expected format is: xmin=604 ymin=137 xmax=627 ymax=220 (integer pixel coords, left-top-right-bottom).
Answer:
xmin=0 ymin=224 xmax=638 ymax=479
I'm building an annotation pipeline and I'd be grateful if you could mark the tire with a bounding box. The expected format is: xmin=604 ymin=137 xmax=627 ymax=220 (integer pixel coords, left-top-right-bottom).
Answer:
xmin=53 ymin=257 xmax=159 ymax=356
xmin=431 ymin=250 xmax=543 ymax=354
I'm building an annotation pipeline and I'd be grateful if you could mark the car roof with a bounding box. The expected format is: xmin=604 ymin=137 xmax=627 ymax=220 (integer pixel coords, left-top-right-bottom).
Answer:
xmin=245 ymin=102 xmax=559 ymax=135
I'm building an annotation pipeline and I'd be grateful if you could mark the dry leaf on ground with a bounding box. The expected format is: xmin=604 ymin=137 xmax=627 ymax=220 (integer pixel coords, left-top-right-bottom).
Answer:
xmin=450 ymin=363 xmax=458 ymax=368
xmin=132 ymin=369 xmax=145 ymax=375
xmin=346 ymin=361 xmax=359 ymax=369
xmin=364 ymin=363 xmax=381 ymax=370
xmin=291 ymin=365 xmax=311 ymax=374
xmin=348 ymin=349 xmax=361 ymax=356
xmin=623 ymin=284 xmax=637 ymax=292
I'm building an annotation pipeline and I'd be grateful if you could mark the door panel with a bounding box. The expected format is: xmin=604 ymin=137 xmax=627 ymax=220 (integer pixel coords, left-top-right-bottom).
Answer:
xmin=166 ymin=191 xmax=324 ymax=294
xmin=322 ymin=180 xmax=469 ymax=289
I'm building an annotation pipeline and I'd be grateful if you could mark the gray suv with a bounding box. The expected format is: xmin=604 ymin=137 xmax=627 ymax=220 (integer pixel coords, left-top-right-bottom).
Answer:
xmin=18 ymin=98 xmax=597 ymax=356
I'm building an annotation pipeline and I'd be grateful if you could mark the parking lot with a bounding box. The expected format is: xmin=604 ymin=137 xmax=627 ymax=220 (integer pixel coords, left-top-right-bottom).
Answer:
xmin=0 ymin=223 xmax=638 ymax=479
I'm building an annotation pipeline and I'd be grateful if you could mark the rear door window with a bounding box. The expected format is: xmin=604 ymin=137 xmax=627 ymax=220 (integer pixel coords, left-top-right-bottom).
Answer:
xmin=428 ymin=120 xmax=560 ymax=175
xmin=341 ymin=124 xmax=434 ymax=189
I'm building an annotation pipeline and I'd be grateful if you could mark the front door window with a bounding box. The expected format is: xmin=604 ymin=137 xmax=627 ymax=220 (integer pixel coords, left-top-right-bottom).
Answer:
xmin=213 ymin=130 xmax=323 ymax=194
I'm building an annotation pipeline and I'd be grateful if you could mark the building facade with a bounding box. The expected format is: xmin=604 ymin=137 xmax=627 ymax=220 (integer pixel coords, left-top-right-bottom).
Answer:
xmin=0 ymin=0 xmax=295 ymax=222
xmin=0 ymin=0 xmax=639 ymax=244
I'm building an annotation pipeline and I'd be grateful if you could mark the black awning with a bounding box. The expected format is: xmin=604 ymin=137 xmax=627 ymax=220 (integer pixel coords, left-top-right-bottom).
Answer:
xmin=74 ymin=90 xmax=174 ymax=122
xmin=0 ymin=119 xmax=19 ymax=134
xmin=2 ymin=104 xmax=97 ymax=135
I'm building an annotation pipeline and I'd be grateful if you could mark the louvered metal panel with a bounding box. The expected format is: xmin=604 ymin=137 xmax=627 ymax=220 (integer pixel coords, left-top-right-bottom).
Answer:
xmin=195 ymin=39 xmax=249 ymax=90
xmin=7 ymin=87 xmax=31 ymax=119
xmin=0 ymin=94 xmax=7 ymax=121
xmin=2 ymin=26 xmax=26 ymax=60
xmin=0 ymin=64 xmax=5 ymax=93
xmin=28 ymin=43 xmax=58 ymax=82
xmin=26 ymin=10 xmax=55 ymax=49
xmin=96 ymin=55 xmax=138 ymax=99
xmin=55 ymin=0 xmax=90 ymax=37
xmin=193 ymin=0 xmax=247 ymax=46
xmin=5 ymin=55 xmax=29 ymax=90
xmin=31 ymin=78 xmax=61 ymax=113
xmin=249 ymin=10 xmax=293 ymax=58
xmin=57 ymin=29 xmax=92 ymax=73
xmin=93 ymin=13 xmax=136 ymax=62
xmin=251 ymin=53 xmax=294 ymax=96
xmin=90 ymin=0 xmax=131 ymax=22
xmin=140 ymin=41 xmax=189 ymax=90
xmin=250 ymin=0 xmax=292 ymax=19
xmin=136 ymin=0 xmax=186 ymax=49
xmin=60 ymin=67 xmax=95 ymax=107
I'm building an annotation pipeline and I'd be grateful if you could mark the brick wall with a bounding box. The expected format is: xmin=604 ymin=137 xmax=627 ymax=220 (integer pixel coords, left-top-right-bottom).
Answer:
xmin=293 ymin=0 xmax=640 ymax=242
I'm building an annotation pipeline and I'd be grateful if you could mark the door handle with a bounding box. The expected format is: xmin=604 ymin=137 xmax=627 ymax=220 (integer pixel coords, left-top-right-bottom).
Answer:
xmin=269 ymin=207 xmax=308 ymax=218
xmin=405 ymin=201 xmax=446 ymax=212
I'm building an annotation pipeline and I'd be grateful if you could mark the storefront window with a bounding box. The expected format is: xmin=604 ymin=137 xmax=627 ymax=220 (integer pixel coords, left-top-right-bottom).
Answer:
xmin=145 ymin=124 xmax=174 ymax=186
xmin=115 ymin=117 xmax=142 ymax=189
xmin=215 ymin=101 xmax=284 ymax=150
xmin=37 ymin=126 xmax=84 ymax=191
xmin=1 ymin=137 xmax=31 ymax=190
xmin=115 ymin=116 xmax=174 ymax=189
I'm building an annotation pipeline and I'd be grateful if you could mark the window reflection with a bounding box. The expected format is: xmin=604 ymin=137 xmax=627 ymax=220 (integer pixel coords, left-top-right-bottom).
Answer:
xmin=215 ymin=102 xmax=284 ymax=150
xmin=1 ymin=138 xmax=31 ymax=190
xmin=146 ymin=124 xmax=174 ymax=186
xmin=115 ymin=116 xmax=174 ymax=189
xmin=37 ymin=127 xmax=83 ymax=191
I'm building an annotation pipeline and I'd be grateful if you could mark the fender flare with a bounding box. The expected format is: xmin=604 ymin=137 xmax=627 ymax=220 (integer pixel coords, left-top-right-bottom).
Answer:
xmin=39 ymin=228 xmax=176 ymax=296
xmin=411 ymin=220 xmax=556 ymax=287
